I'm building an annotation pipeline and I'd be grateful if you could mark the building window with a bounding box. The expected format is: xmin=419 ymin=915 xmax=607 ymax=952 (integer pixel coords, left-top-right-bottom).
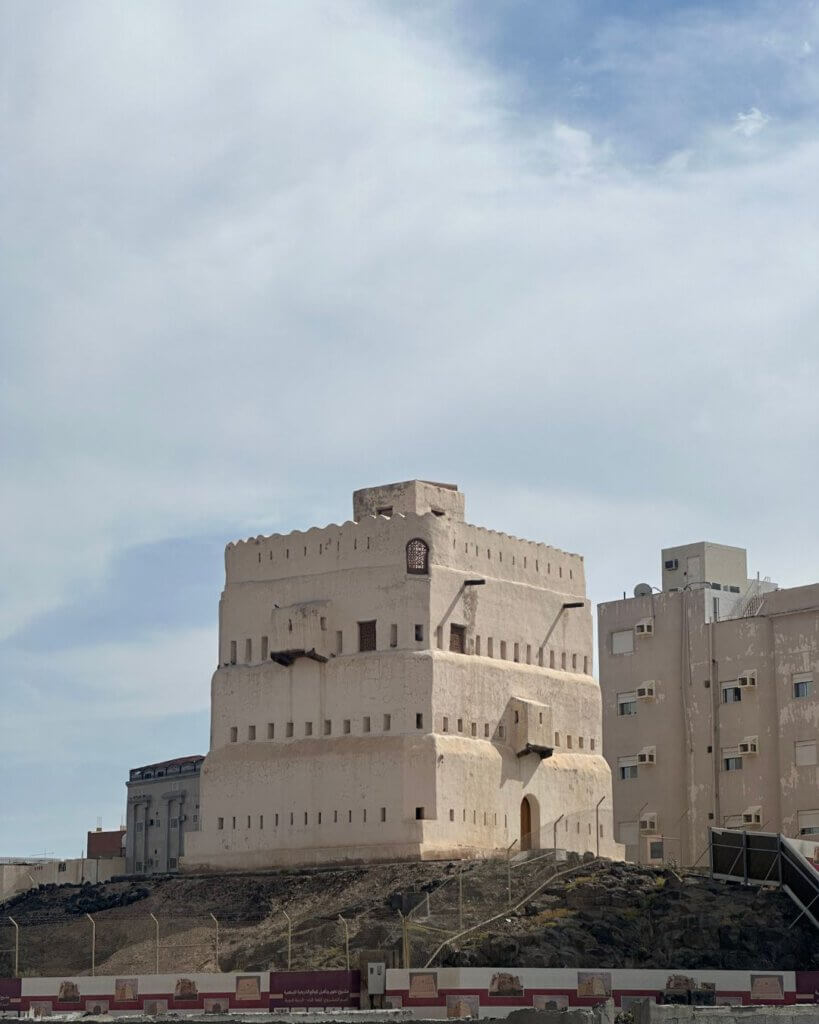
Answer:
xmin=798 ymin=810 xmax=819 ymax=836
xmin=305 ymin=721 xmax=313 ymax=736
xmin=500 ymin=640 xmax=507 ymax=660
xmin=286 ymin=722 xmax=294 ymax=737
xmin=513 ymin=643 xmax=520 ymax=663
xmin=497 ymin=724 xmax=505 ymax=739
xmin=442 ymin=716 xmax=449 ymax=732
xmin=245 ymin=638 xmax=252 ymax=663
xmin=415 ymin=807 xmax=425 ymax=820
xmin=590 ymin=738 xmax=596 ymax=751
xmin=795 ymin=740 xmax=817 ymax=767
xmin=336 ymin=630 xmax=343 ymax=655
xmin=230 ymin=640 xmax=237 ymax=665
xmin=449 ymin=809 xmax=455 ymax=821
xmin=416 ymin=712 xmax=424 ymax=729
xmin=343 ymin=718 xmax=351 ymax=734
xmin=572 ymin=653 xmax=577 ymax=670
xmin=554 ymin=732 xmax=560 ymax=746
xmin=380 ymin=807 xmax=387 ymax=822
xmin=722 ymin=685 xmax=742 ymax=703
xmin=232 ymin=816 xmax=236 ymax=829
xmin=526 ymin=644 xmax=532 ymax=664
xmin=578 ymin=737 xmax=584 ymax=749
xmin=484 ymin=723 xmax=490 ymax=737
xmin=471 ymin=722 xmax=477 ymax=737
xmin=229 ymin=726 xmax=238 ymax=743
xmin=377 ymin=505 xmax=393 ymax=517
xmin=487 ymin=637 xmax=494 ymax=657
xmin=268 ymin=723 xmax=275 ymax=739
xmin=722 ymin=747 xmax=743 ymax=771
xmin=259 ymin=815 xmax=264 ymax=829
xmin=561 ymin=652 xmax=567 ymax=669
xmin=549 ymin=649 xmax=555 ymax=668
xmin=248 ymin=725 xmax=256 ymax=741
xmin=566 ymin=735 xmax=572 ymax=749
xmin=324 ymin=719 xmax=332 ymax=736
xmin=415 ymin=624 xmax=424 ymax=642
xmin=450 ymin=624 xmax=466 ymax=654
xmin=170 ymin=818 xmax=179 ymax=828
xmin=406 ymin=538 xmax=429 ymax=574
xmin=359 ymin=620 xmax=377 ymax=652
xmin=618 ymin=756 xmax=638 ymax=780
xmin=612 ymin=630 xmax=634 ymax=655
xmin=476 ymin=635 xmax=482 ymax=656
xmin=261 ymin=635 xmax=268 ymax=660
xmin=383 ymin=714 xmax=391 ymax=731
xmin=390 ymin=623 xmax=398 ymax=648
xmin=794 ymin=674 xmax=814 ymax=699
xmin=618 ymin=692 xmax=637 ymax=716
xmin=363 ymin=716 xmax=371 ymax=733
xmin=457 ymin=718 xmax=463 ymax=733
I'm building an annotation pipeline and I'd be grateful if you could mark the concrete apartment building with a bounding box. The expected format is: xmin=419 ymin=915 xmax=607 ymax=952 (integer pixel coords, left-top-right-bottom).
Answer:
xmin=184 ymin=480 xmax=623 ymax=870
xmin=598 ymin=541 xmax=819 ymax=865
xmin=125 ymin=755 xmax=203 ymax=874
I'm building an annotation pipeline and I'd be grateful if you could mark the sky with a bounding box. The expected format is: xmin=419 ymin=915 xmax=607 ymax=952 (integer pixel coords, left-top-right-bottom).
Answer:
xmin=2 ymin=0 xmax=818 ymax=857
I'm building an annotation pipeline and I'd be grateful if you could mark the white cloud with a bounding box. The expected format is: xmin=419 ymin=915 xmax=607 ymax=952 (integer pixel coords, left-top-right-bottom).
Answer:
xmin=732 ymin=106 xmax=771 ymax=137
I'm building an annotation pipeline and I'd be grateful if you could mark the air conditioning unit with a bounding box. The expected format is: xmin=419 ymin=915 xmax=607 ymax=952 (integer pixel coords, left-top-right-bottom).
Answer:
xmin=639 ymin=814 xmax=658 ymax=832
xmin=739 ymin=736 xmax=758 ymax=755
xmin=635 ymin=619 xmax=654 ymax=636
xmin=738 ymin=673 xmax=757 ymax=688
xmin=638 ymin=746 xmax=657 ymax=765
xmin=637 ymin=682 xmax=656 ymax=700
xmin=742 ymin=806 xmax=762 ymax=825
xmin=664 ymin=559 xmax=679 ymax=571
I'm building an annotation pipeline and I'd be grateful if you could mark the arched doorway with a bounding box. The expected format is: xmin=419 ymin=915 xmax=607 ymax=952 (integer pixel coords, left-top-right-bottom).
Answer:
xmin=520 ymin=797 xmax=532 ymax=851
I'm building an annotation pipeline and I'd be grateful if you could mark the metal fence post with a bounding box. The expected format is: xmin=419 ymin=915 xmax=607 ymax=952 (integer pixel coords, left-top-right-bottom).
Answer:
xmin=282 ymin=910 xmax=292 ymax=970
xmin=338 ymin=915 xmax=350 ymax=970
xmin=8 ymin=917 xmax=19 ymax=978
xmin=595 ymin=797 xmax=605 ymax=858
xmin=458 ymin=865 xmax=463 ymax=930
xmin=553 ymin=814 xmax=564 ymax=863
xmin=209 ymin=913 xmax=219 ymax=971
xmin=86 ymin=913 xmax=96 ymax=976
xmin=149 ymin=913 xmax=159 ymax=974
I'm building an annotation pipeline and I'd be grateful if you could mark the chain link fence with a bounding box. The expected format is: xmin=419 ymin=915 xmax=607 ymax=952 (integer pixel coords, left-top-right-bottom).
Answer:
xmin=0 ymin=808 xmax=613 ymax=979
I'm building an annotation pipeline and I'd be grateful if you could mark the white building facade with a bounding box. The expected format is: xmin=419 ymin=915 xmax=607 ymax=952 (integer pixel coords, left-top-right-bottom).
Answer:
xmin=184 ymin=481 xmax=622 ymax=870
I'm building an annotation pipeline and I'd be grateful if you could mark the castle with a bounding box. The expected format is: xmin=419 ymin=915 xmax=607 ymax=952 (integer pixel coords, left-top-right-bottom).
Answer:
xmin=184 ymin=481 xmax=622 ymax=869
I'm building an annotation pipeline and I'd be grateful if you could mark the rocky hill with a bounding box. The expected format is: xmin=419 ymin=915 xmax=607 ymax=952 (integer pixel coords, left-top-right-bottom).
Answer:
xmin=1 ymin=855 xmax=816 ymax=977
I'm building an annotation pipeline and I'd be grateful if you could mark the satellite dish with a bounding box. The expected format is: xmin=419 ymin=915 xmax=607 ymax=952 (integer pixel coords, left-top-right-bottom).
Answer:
xmin=634 ymin=583 xmax=653 ymax=598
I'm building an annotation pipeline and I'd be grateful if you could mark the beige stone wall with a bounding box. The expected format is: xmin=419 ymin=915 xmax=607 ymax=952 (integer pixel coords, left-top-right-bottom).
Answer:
xmin=185 ymin=482 xmax=621 ymax=870
xmin=599 ymin=578 xmax=819 ymax=865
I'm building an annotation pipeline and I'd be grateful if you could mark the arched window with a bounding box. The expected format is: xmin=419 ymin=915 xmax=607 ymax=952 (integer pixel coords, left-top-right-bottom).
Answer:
xmin=406 ymin=538 xmax=429 ymax=575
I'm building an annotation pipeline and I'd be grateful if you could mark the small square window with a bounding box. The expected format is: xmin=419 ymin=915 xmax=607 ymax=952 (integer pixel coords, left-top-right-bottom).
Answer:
xmin=794 ymin=675 xmax=814 ymax=699
xmin=359 ymin=620 xmax=377 ymax=652
xmin=415 ymin=807 xmax=425 ymax=820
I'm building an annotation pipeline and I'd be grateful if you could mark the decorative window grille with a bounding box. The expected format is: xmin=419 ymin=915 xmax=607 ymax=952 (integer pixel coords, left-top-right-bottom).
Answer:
xmin=406 ymin=538 xmax=429 ymax=575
